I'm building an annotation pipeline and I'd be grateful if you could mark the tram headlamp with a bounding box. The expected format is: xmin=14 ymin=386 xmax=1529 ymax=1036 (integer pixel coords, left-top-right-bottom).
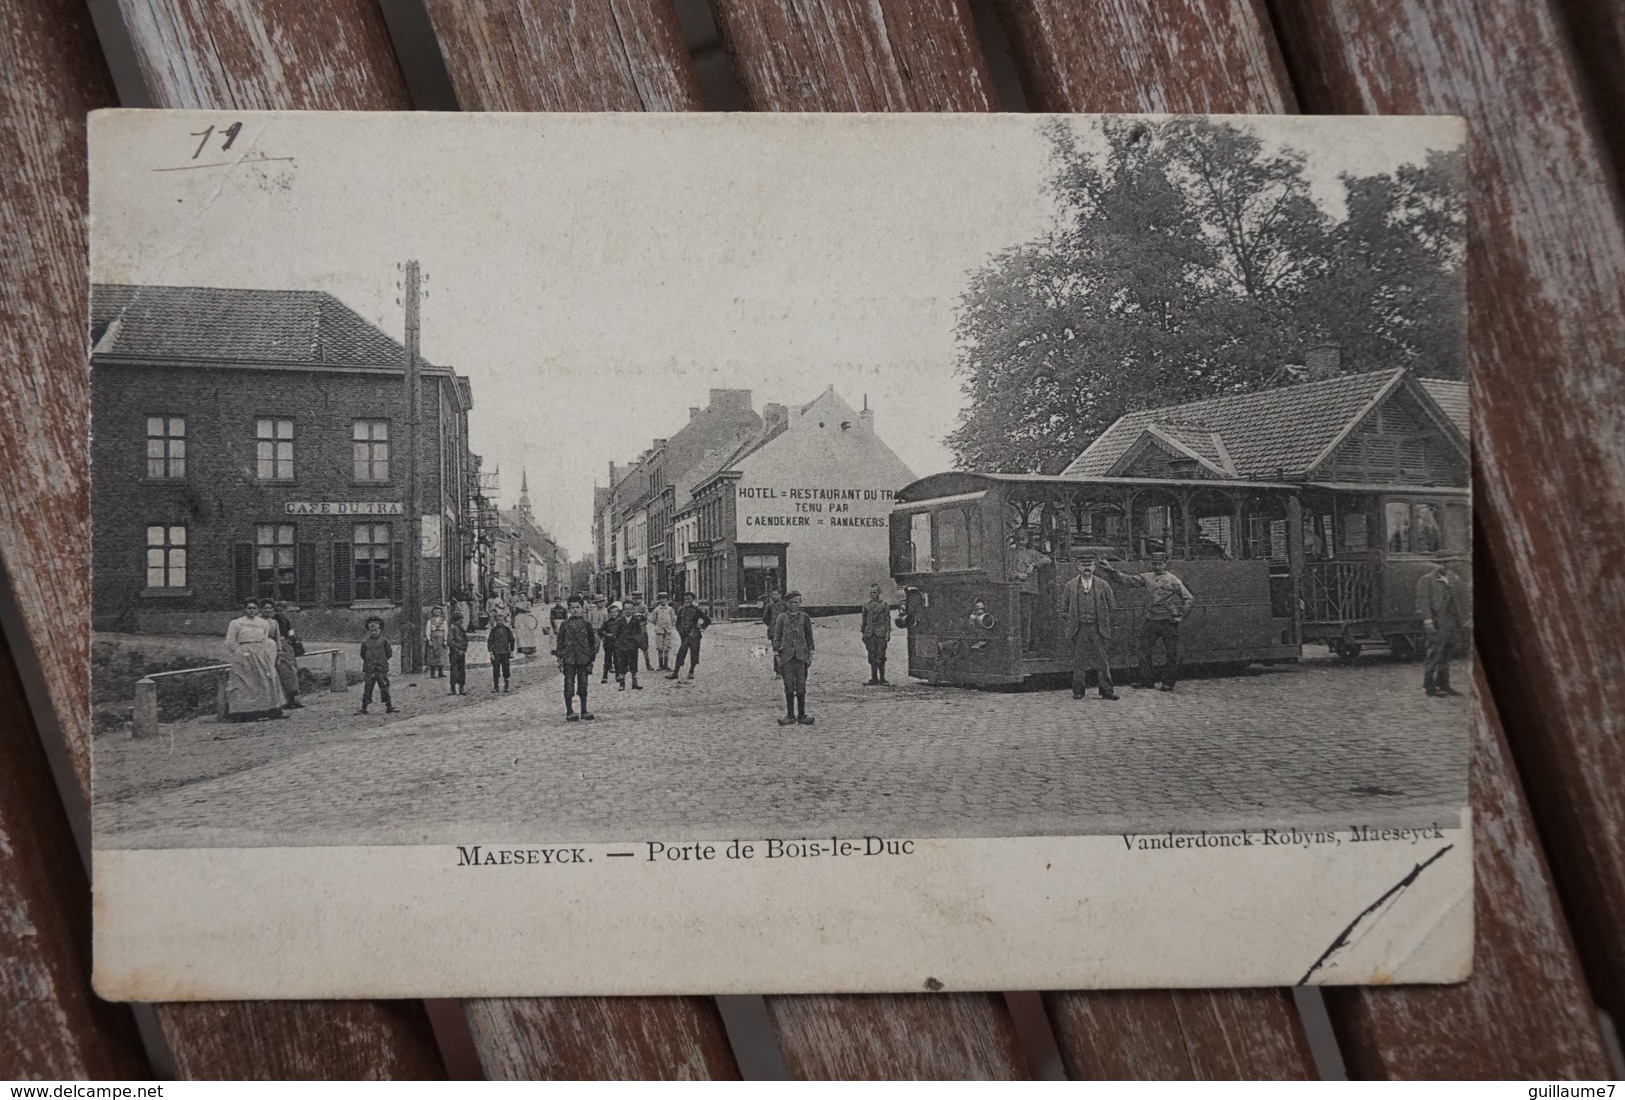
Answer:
xmin=971 ymin=611 xmax=997 ymax=630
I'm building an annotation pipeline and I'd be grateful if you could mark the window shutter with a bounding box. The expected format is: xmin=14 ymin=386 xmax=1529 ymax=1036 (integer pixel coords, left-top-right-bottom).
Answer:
xmin=296 ymin=542 xmax=317 ymax=603
xmin=332 ymin=541 xmax=352 ymax=604
xmin=392 ymin=542 xmax=404 ymax=603
xmin=232 ymin=543 xmax=254 ymax=605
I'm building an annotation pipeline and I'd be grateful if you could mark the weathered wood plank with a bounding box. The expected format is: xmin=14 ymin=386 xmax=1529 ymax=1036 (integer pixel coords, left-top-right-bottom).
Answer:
xmin=1270 ymin=0 xmax=1625 ymax=1036
xmin=713 ymin=0 xmax=998 ymax=112
xmin=1040 ymin=988 xmax=1313 ymax=1080
xmin=463 ymin=997 xmax=738 ymax=1080
xmin=0 ymin=0 xmax=142 ymax=1076
xmin=116 ymin=0 xmax=409 ymax=110
xmin=1320 ymin=665 xmax=1611 ymax=1078
xmin=765 ymin=993 xmax=1029 ymax=1080
xmin=0 ymin=621 xmax=151 ymax=1079
xmin=705 ymin=0 xmax=1031 ymax=1076
xmin=1547 ymin=0 xmax=1625 ymax=188
xmin=91 ymin=0 xmax=446 ymax=1079
xmin=415 ymin=2 xmax=738 ymax=1078
xmin=995 ymin=0 xmax=1293 ymax=113
xmin=423 ymin=0 xmax=703 ymax=112
xmin=0 ymin=0 xmax=113 ymax=826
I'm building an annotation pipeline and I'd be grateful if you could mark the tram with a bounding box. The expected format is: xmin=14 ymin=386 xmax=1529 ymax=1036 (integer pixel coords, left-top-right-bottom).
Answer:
xmin=887 ymin=470 xmax=1470 ymax=686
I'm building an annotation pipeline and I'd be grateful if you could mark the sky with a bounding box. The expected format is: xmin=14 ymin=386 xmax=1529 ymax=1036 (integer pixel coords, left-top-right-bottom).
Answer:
xmin=90 ymin=111 xmax=1463 ymax=554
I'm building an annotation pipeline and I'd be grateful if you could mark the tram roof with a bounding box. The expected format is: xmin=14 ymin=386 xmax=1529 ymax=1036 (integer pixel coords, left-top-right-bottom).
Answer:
xmin=895 ymin=470 xmax=1300 ymax=503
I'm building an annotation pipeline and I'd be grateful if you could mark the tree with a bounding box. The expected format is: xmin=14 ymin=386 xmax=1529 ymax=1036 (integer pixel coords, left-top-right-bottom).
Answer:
xmin=947 ymin=120 xmax=1466 ymax=473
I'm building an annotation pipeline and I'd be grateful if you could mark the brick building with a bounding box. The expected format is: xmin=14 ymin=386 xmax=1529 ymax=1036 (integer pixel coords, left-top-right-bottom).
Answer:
xmin=91 ymin=284 xmax=478 ymax=636
xmin=591 ymin=389 xmax=761 ymax=600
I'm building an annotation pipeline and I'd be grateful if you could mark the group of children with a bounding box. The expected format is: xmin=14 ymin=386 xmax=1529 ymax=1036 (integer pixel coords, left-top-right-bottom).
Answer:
xmin=357 ymin=603 xmax=507 ymax=715
xmin=354 ymin=584 xmax=887 ymax=728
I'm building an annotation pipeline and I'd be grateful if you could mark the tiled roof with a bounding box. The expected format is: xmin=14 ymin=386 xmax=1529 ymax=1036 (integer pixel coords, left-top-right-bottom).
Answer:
xmin=91 ymin=283 xmax=419 ymax=368
xmin=1419 ymin=378 xmax=1469 ymax=436
xmin=1145 ymin=423 xmax=1233 ymax=474
xmin=1065 ymin=369 xmax=1404 ymax=479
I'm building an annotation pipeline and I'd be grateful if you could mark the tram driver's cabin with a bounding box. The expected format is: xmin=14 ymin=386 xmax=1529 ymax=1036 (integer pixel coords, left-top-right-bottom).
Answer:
xmin=890 ymin=367 xmax=1468 ymax=686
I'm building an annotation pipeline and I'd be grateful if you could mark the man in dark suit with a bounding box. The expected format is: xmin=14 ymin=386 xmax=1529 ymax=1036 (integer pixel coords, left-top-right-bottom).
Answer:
xmin=1417 ymin=554 xmax=1469 ymax=697
xmin=1061 ymin=552 xmax=1119 ymax=700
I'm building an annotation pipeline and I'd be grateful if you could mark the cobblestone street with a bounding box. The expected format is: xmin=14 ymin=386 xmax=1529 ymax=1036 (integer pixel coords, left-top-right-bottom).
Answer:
xmin=95 ymin=616 xmax=1470 ymax=849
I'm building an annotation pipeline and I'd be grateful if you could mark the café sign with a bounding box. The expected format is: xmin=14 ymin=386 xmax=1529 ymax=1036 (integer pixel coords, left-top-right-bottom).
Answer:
xmin=285 ymin=501 xmax=404 ymax=516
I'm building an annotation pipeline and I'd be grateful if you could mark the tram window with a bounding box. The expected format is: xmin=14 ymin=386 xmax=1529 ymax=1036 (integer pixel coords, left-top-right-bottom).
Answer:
xmin=936 ymin=508 xmax=970 ymax=571
xmin=1343 ymin=513 xmax=1369 ymax=554
xmin=1414 ymin=503 xmax=1443 ymax=554
xmin=1444 ymin=503 xmax=1469 ymax=552
xmin=1386 ymin=501 xmax=1413 ymax=553
xmin=910 ymin=512 xmax=932 ymax=572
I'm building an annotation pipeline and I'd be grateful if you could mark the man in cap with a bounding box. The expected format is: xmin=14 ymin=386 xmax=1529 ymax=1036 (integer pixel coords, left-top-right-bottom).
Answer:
xmin=859 ymin=582 xmax=892 ymax=685
xmin=1101 ymin=551 xmax=1194 ymax=691
xmin=772 ymin=590 xmax=816 ymax=725
xmin=1417 ymin=554 xmax=1469 ymax=697
xmin=1061 ymin=552 xmax=1119 ymax=700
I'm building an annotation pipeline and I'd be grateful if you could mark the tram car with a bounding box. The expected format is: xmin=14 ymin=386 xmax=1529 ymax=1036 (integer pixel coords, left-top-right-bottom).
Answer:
xmin=888 ymin=368 xmax=1470 ymax=686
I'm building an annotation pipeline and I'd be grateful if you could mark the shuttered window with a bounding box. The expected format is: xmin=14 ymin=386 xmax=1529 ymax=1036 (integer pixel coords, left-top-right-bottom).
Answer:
xmin=255 ymin=524 xmax=296 ymax=603
xmin=233 ymin=543 xmax=254 ymax=605
xmin=295 ymin=542 xmax=317 ymax=603
xmin=331 ymin=541 xmax=353 ymax=604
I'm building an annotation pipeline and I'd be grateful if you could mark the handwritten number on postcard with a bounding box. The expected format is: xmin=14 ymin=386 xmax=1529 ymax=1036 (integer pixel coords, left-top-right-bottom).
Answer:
xmin=190 ymin=122 xmax=243 ymax=159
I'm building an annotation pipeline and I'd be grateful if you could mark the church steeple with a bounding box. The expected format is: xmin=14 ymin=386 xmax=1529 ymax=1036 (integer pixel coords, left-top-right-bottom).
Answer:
xmin=517 ymin=467 xmax=533 ymax=521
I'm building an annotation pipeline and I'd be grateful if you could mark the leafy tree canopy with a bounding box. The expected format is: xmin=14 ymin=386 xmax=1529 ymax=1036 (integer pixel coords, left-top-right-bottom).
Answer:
xmin=947 ymin=118 xmax=1466 ymax=474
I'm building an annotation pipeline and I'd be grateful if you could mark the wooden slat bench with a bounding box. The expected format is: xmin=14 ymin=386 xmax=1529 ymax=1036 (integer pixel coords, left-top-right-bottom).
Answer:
xmin=2 ymin=0 xmax=1621 ymax=1079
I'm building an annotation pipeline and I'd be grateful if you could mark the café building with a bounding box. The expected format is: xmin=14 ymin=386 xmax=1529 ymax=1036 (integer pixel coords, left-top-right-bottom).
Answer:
xmin=90 ymin=284 xmax=478 ymax=635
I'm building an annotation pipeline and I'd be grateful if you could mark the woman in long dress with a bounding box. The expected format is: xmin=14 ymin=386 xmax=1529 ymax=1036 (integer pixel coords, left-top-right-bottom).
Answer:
xmin=224 ymin=599 xmax=284 ymax=720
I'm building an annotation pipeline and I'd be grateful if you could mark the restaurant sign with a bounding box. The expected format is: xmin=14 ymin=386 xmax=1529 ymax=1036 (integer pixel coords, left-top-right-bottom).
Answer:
xmin=285 ymin=501 xmax=404 ymax=516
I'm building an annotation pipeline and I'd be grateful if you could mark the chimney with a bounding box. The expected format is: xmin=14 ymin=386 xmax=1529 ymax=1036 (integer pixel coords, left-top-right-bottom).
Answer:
xmin=708 ymin=388 xmax=753 ymax=412
xmin=762 ymin=403 xmax=789 ymax=432
xmin=1305 ymin=343 xmax=1342 ymax=381
xmin=859 ymin=392 xmax=874 ymax=433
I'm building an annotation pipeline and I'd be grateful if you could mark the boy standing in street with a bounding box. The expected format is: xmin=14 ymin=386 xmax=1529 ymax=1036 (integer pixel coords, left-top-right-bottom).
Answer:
xmin=556 ymin=597 xmax=597 ymax=721
xmin=772 ymin=591 xmax=816 ymax=726
xmin=613 ymin=602 xmax=645 ymax=690
xmin=597 ymin=600 xmax=619 ymax=683
xmin=859 ymin=582 xmax=891 ymax=685
xmin=357 ymin=616 xmax=395 ymax=714
xmin=446 ymin=609 xmax=469 ymax=695
xmin=598 ymin=603 xmax=624 ymax=685
xmin=667 ymin=593 xmax=711 ymax=682
xmin=487 ymin=614 xmax=516 ymax=693
xmin=650 ymin=592 xmax=678 ymax=670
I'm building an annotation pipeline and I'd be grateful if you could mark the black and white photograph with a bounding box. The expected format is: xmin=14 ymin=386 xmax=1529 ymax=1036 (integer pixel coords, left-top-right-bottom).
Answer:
xmin=86 ymin=110 xmax=1471 ymax=998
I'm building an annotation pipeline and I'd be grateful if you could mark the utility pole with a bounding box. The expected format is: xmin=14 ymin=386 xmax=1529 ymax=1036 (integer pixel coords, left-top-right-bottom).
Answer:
xmin=401 ymin=260 xmax=423 ymax=673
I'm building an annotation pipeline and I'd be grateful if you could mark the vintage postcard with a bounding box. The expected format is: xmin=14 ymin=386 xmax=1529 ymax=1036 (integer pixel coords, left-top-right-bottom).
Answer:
xmin=87 ymin=110 xmax=1471 ymax=998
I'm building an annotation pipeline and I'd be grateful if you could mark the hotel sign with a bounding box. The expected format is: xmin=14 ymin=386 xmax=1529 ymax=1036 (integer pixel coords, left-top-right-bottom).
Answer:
xmin=285 ymin=501 xmax=404 ymax=516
